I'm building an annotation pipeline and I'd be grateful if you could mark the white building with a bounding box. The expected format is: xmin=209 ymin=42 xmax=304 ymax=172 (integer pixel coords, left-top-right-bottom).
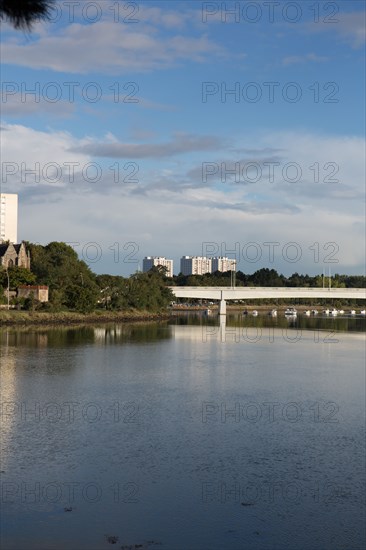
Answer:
xmin=143 ymin=256 xmax=173 ymax=278
xmin=180 ymin=256 xmax=212 ymax=276
xmin=211 ymin=257 xmax=237 ymax=273
xmin=0 ymin=193 xmax=18 ymax=243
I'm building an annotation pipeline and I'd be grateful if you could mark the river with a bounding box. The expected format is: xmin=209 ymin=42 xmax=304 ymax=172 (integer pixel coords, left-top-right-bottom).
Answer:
xmin=1 ymin=313 xmax=365 ymax=550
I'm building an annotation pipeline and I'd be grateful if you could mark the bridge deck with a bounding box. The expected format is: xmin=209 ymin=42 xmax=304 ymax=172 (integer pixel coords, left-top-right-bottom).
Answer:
xmin=169 ymin=287 xmax=366 ymax=300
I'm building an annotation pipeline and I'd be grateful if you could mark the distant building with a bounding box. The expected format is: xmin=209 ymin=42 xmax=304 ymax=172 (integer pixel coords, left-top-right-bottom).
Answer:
xmin=0 ymin=193 xmax=18 ymax=243
xmin=0 ymin=242 xmax=30 ymax=269
xmin=143 ymin=256 xmax=173 ymax=278
xmin=17 ymin=285 xmax=49 ymax=302
xmin=180 ymin=256 xmax=212 ymax=276
xmin=211 ymin=257 xmax=237 ymax=273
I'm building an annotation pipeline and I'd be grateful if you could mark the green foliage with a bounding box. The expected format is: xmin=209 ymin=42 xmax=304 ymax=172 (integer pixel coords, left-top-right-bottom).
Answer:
xmin=23 ymin=294 xmax=39 ymax=311
xmin=0 ymin=266 xmax=36 ymax=289
xmin=96 ymin=270 xmax=174 ymax=312
xmin=170 ymin=270 xmax=366 ymax=288
xmin=0 ymin=0 xmax=55 ymax=30
xmin=126 ymin=271 xmax=174 ymax=310
xmin=28 ymin=241 xmax=99 ymax=312
xmin=64 ymin=284 xmax=98 ymax=314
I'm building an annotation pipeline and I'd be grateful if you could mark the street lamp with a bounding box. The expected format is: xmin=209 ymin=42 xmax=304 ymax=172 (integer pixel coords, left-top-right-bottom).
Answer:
xmin=5 ymin=267 xmax=10 ymax=310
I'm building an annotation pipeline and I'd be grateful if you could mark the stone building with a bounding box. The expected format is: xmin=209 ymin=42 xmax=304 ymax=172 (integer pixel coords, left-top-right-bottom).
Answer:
xmin=0 ymin=242 xmax=31 ymax=269
xmin=17 ymin=285 xmax=49 ymax=302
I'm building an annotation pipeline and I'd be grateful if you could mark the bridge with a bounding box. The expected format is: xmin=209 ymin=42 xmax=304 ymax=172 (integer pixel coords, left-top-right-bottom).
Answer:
xmin=169 ymin=287 xmax=366 ymax=315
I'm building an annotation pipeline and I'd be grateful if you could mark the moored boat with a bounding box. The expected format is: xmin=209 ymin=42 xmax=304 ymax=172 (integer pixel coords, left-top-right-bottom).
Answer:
xmin=284 ymin=307 xmax=297 ymax=317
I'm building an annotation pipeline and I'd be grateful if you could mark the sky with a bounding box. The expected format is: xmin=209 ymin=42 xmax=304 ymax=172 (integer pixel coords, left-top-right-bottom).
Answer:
xmin=0 ymin=0 xmax=365 ymax=276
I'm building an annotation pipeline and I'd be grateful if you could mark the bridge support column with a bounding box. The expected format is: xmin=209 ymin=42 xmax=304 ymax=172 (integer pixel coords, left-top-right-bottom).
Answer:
xmin=219 ymin=299 xmax=226 ymax=315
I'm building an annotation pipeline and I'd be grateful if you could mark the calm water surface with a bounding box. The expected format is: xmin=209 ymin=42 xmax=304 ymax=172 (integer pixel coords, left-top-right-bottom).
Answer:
xmin=1 ymin=314 xmax=365 ymax=550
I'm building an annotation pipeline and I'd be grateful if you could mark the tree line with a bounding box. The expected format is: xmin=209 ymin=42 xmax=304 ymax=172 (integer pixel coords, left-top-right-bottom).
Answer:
xmin=0 ymin=242 xmax=173 ymax=313
xmin=170 ymin=268 xmax=366 ymax=289
xmin=1 ymin=243 xmax=364 ymax=312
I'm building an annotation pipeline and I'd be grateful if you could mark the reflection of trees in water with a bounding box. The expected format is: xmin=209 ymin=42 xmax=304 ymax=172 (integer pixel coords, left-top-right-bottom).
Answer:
xmin=0 ymin=322 xmax=173 ymax=349
xmin=94 ymin=323 xmax=172 ymax=344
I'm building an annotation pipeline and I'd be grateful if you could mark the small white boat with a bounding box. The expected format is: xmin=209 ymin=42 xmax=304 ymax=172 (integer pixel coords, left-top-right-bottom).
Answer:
xmin=303 ymin=310 xmax=311 ymax=316
xmin=285 ymin=308 xmax=297 ymax=317
xmin=269 ymin=309 xmax=277 ymax=317
xmin=360 ymin=310 xmax=366 ymax=315
xmin=251 ymin=310 xmax=258 ymax=316
xmin=330 ymin=309 xmax=338 ymax=316
xmin=350 ymin=310 xmax=356 ymax=315
xmin=323 ymin=309 xmax=330 ymax=315
xmin=311 ymin=310 xmax=318 ymax=315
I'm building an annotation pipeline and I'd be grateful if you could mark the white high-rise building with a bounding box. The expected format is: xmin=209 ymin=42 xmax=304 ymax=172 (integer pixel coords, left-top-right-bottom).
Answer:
xmin=143 ymin=256 xmax=173 ymax=278
xmin=211 ymin=257 xmax=237 ymax=273
xmin=180 ymin=256 xmax=212 ymax=276
xmin=0 ymin=193 xmax=18 ymax=243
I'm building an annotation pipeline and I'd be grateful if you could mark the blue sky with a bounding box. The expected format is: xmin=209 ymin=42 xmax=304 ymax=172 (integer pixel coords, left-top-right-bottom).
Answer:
xmin=1 ymin=0 xmax=365 ymax=276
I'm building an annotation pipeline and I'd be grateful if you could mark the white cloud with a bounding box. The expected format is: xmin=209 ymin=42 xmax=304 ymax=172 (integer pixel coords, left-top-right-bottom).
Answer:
xmin=282 ymin=53 xmax=328 ymax=66
xmin=306 ymin=10 xmax=366 ymax=48
xmin=2 ymin=20 xmax=226 ymax=75
xmin=0 ymin=122 xmax=91 ymax=189
xmin=2 ymin=122 xmax=364 ymax=274
xmin=72 ymin=132 xmax=225 ymax=158
xmin=0 ymin=93 xmax=75 ymax=117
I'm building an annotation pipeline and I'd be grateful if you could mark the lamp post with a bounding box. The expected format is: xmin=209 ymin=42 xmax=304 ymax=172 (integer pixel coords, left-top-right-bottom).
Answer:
xmin=5 ymin=267 xmax=10 ymax=310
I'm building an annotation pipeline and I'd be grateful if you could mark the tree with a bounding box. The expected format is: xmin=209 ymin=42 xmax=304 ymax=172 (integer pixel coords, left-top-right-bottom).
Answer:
xmin=28 ymin=241 xmax=99 ymax=311
xmin=64 ymin=284 xmax=98 ymax=314
xmin=0 ymin=266 xmax=36 ymax=289
xmin=0 ymin=0 xmax=55 ymax=30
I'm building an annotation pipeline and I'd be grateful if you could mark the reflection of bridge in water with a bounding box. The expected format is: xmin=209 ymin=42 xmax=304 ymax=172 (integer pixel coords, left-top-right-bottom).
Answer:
xmin=169 ymin=287 xmax=366 ymax=315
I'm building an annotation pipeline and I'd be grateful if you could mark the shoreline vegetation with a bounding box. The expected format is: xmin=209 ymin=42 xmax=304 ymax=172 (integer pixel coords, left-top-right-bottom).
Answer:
xmin=0 ymin=309 xmax=172 ymax=326
xmin=1 ymin=303 xmax=365 ymax=326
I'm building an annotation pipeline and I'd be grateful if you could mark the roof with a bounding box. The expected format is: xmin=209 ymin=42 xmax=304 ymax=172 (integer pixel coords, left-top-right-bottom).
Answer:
xmin=0 ymin=242 xmax=27 ymax=257
xmin=0 ymin=243 xmax=15 ymax=257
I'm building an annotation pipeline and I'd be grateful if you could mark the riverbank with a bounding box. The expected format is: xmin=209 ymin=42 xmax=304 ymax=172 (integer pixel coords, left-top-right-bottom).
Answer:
xmin=0 ymin=309 xmax=171 ymax=326
xmin=172 ymin=304 xmax=338 ymax=312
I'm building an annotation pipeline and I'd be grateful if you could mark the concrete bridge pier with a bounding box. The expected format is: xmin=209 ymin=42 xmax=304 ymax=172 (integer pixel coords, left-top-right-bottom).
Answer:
xmin=219 ymin=299 xmax=226 ymax=315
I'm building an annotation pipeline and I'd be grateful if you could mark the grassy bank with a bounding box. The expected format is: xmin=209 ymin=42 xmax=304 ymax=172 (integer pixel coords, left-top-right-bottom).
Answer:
xmin=0 ymin=309 xmax=171 ymax=326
